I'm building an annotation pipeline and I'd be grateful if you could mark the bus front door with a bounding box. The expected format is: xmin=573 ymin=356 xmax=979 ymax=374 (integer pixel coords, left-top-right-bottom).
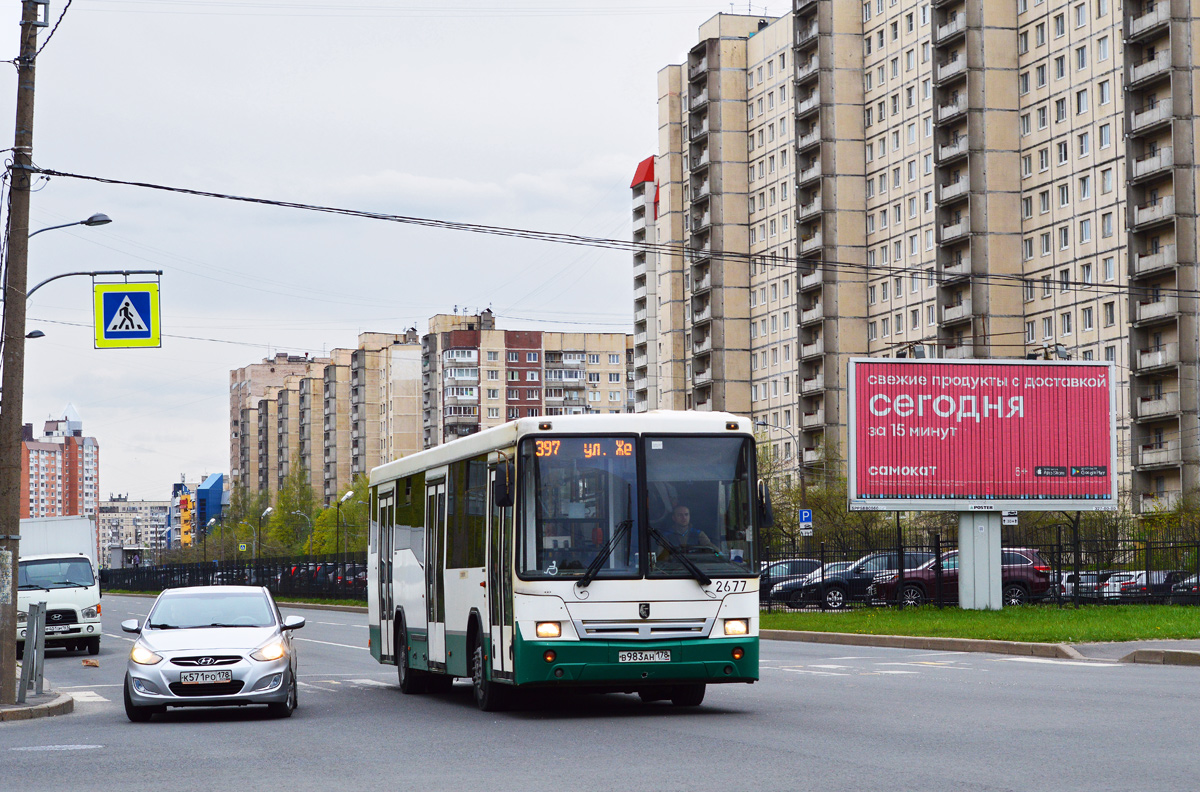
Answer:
xmin=425 ymin=481 xmax=447 ymax=668
xmin=378 ymin=490 xmax=395 ymax=662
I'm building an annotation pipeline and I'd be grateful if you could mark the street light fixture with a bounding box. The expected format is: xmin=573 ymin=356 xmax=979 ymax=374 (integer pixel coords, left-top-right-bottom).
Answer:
xmin=292 ymin=510 xmax=314 ymax=560
xmin=336 ymin=490 xmax=355 ymax=568
xmin=257 ymin=507 xmax=273 ymax=565
xmin=754 ymin=419 xmax=806 ymax=508
xmin=27 ymin=212 xmax=111 ymax=238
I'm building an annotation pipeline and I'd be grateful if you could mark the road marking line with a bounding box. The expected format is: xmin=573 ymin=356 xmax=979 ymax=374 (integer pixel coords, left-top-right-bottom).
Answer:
xmin=772 ymin=667 xmax=850 ymax=676
xmin=810 ymin=664 xmax=853 ymax=670
xmin=870 ymin=670 xmax=919 ymax=675
xmin=1004 ymin=657 xmax=1119 ymax=667
xmin=348 ymin=678 xmax=391 ymax=687
xmin=103 ymin=633 xmax=136 ymax=643
xmin=58 ymin=684 xmax=122 ymax=689
xmin=68 ymin=692 xmax=109 ymax=703
xmin=295 ymin=637 xmax=367 ymax=651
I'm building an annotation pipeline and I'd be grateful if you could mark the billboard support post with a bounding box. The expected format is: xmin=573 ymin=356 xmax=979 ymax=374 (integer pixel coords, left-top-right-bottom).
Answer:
xmin=959 ymin=511 xmax=1002 ymax=610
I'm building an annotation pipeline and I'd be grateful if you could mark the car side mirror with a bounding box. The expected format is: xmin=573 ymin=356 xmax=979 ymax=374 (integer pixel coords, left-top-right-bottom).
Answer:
xmin=495 ymin=462 xmax=514 ymax=508
xmin=121 ymin=619 xmax=141 ymax=634
xmin=282 ymin=615 xmax=306 ymax=631
xmin=756 ymin=479 xmax=774 ymax=528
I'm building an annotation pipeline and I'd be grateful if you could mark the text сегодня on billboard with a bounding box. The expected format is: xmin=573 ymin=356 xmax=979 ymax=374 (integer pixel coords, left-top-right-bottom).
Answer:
xmin=847 ymin=359 xmax=1116 ymax=512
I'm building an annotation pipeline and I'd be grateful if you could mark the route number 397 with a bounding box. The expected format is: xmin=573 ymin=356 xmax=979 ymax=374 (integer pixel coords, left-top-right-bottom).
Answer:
xmin=711 ymin=580 xmax=747 ymax=593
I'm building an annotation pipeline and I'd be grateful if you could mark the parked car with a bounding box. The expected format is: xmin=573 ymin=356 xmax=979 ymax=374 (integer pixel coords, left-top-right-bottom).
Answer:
xmin=873 ymin=548 xmax=1052 ymax=607
xmin=1074 ymin=571 xmax=1115 ymax=601
xmin=788 ymin=551 xmax=936 ymax=609
xmin=759 ymin=558 xmax=822 ymax=601
xmin=769 ymin=561 xmax=853 ymax=608
xmin=121 ymin=585 xmax=305 ymax=722
xmin=1169 ymin=574 xmax=1200 ymax=604
xmin=1115 ymin=570 xmax=1188 ymax=603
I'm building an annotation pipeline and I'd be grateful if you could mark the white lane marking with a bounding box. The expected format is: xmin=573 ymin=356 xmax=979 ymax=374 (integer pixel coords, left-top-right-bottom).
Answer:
xmin=103 ymin=633 xmax=136 ymax=643
xmin=11 ymin=745 xmax=104 ymax=751
xmin=869 ymin=670 xmax=919 ymax=675
xmin=295 ymin=637 xmax=367 ymax=651
xmin=58 ymin=684 xmax=122 ymax=689
xmin=69 ymin=692 xmax=109 ymax=703
xmin=769 ymin=667 xmax=850 ymax=676
xmin=1003 ymin=657 xmax=1119 ymax=667
xmin=810 ymin=664 xmax=854 ymax=670
xmin=348 ymin=678 xmax=391 ymax=687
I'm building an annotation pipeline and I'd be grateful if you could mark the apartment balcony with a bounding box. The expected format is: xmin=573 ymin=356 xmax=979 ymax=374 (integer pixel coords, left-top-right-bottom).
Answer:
xmin=943 ymin=343 xmax=975 ymax=359
xmin=691 ymin=211 xmax=711 ymax=231
xmin=1138 ymin=438 xmax=1181 ymax=469
xmin=632 ymin=190 xmax=647 ymax=212
xmin=443 ymin=393 xmax=479 ymax=406
xmin=800 ymin=268 xmax=823 ymax=291
xmin=634 ymin=331 xmax=648 ymax=346
xmin=690 ymin=151 xmax=710 ymax=171
xmin=634 ymin=308 xmax=647 ymax=325
xmin=443 ymin=372 xmax=479 ymax=384
xmin=693 ymin=337 xmax=712 ymax=355
xmin=1128 ymin=3 xmax=1170 ymax=41
xmin=941 ymin=298 xmax=972 ymax=325
xmin=1128 ymin=50 xmax=1171 ymax=88
xmin=560 ymin=378 xmax=587 ymax=390
xmin=795 ymin=92 xmax=820 ymax=120
xmin=1136 ymin=391 xmax=1180 ymax=421
xmin=801 ymin=409 xmax=826 ymax=429
xmin=797 ymin=161 xmax=822 ymax=186
xmin=632 ymin=212 xmax=646 ymax=234
xmin=803 ymin=447 xmax=821 ymax=465
xmin=1131 ymin=147 xmax=1173 ymax=182
xmin=691 ymin=180 xmax=710 ymax=201
xmin=693 ymin=369 xmax=712 ymax=386
xmin=1130 ymin=99 xmax=1172 ymax=135
xmin=795 ymin=56 xmax=818 ymax=85
xmin=800 ymin=338 xmax=824 ymax=359
xmin=934 ymin=13 xmax=966 ymax=45
xmin=939 ymin=218 xmax=969 ymax=243
xmin=795 ymin=0 xmax=817 ymax=12
xmin=934 ymin=53 xmax=966 ymax=85
xmin=801 ymin=373 xmax=824 ymax=394
xmin=796 ymin=195 xmax=825 ymax=220
xmin=935 ymin=94 xmax=967 ymax=124
xmin=693 ymin=274 xmax=712 ymax=294
xmin=937 ymin=135 xmax=968 ymax=163
xmin=796 ymin=21 xmax=818 ymax=47
xmin=800 ymin=302 xmax=824 ymax=326
xmin=688 ymin=90 xmax=709 ymax=110
xmin=633 ymin=256 xmax=647 ymax=279
xmin=796 ymin=125 xmax=821 ymax=152
xmin=687 ymin=58 xmax=707 ymax=80
xmin=633 ymin=354 xmax=647 ymax=369
xmin=633 ymin=284 xmax=647 ymax=301
xmin=1133 ymin=245 xmax=1176 ymax=277
xmin=444 ymin=413 xmax=478 ymax=427
xmin=1135 ymin=342 xmax=1179 ymax=371
xmin=939 ymin=257 xmax=971 ymax=283
xmin=1132 ymin=195 xmax=1175 ymax=229
xmin=937 ymin=177 xmax=968 ymax=204
xmin=1140 ymin=490 xmax=1182 ymax=512
xmin=1135 ymin=294 xmax=1178 ymax=325
xmin=800 ymin=231 xmax=823 ymax=254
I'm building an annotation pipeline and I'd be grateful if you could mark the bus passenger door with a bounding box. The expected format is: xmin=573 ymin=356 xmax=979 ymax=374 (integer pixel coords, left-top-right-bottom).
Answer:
xmin=425 ymin=481 xmax=447 ymax=667
xmin=488 ymin=468 xmax=511 ymax=675
xmin=378 ymin=490 xmax=395 ymax=662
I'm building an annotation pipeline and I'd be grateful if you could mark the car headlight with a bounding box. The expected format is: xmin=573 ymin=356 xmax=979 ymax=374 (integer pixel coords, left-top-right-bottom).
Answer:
xmin=251 ymin=640 xmax=287 ymax=662
xmin=724 ymin=618 xmax=749 ymax=636
xmin=81 ymin=604 xmax=100 ymax=620
xmin=535 ymin=622 xmax=561 ymax=639
xmin=130 ymin=644 xmax=163 ymax=665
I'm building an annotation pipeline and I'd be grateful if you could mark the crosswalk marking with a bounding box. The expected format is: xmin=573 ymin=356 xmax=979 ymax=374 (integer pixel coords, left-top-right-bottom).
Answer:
xmin=348 ymin=678 xmax=391 ymax=687
xmin=1003 ymin=657 xmax=1119 ymax=667
xmin=69 ymin=691 xmax=109 ymax=703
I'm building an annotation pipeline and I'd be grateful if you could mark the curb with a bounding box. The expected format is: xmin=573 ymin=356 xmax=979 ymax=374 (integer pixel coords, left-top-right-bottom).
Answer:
xmin=761 ymin=629 xmax=1081 ymax=659
xmin=1119 ymin=649 xmax=1200 ymax=666
xmin=0 ymin=691 xmax=74 ymax=722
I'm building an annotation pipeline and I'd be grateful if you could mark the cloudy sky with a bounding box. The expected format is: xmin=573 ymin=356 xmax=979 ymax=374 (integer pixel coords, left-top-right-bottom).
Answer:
xmin=4 ymin=0 xmax=790 ymax=500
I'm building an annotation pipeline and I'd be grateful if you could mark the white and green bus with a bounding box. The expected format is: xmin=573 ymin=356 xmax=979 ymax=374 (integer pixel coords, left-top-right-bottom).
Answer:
xmin=366 ymin=411 xmax=769 ymax=711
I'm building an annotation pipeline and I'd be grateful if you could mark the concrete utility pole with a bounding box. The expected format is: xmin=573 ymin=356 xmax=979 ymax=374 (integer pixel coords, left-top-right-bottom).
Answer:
xmin=1 ymin=0 xmax=44 ymax=705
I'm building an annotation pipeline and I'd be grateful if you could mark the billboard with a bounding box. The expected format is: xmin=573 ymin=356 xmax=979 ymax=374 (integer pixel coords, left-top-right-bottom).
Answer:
xmin=847 ymin=358 xmax=1117 ymax=512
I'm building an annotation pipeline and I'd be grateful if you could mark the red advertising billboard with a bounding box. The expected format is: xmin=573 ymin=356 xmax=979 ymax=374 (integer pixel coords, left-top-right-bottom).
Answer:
xmin=847 ymin=358 xmax=1117 ymax=512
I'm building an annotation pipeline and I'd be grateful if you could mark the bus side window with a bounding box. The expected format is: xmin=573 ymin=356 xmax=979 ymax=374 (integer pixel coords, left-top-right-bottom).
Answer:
xmin=410 ymin=525 xmax=425 ymax=565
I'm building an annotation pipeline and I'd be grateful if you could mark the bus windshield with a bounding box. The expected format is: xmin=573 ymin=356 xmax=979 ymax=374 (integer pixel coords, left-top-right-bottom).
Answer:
xmin=645 ymin=435 xmax=756 ymax=579
xmin=519 ymin=436 xmax=640 ymax=580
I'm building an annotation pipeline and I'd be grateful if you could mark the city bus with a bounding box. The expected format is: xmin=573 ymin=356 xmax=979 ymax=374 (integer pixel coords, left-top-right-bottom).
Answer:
xmin=366 ymin=411 xmax=768 ymax=711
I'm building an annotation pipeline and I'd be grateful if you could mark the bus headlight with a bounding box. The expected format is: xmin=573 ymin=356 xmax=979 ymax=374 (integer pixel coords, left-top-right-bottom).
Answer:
xmin=724 ymin=619 xmax=749 ymax=636
xmin=535 ymin=622 xmax=561 ymax=639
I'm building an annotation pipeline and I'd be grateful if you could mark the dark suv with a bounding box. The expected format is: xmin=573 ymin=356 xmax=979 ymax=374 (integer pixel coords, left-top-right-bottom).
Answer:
xmin=872 ymin=548 xmax=1052 ymax=607
xmin=791 ymin=551 xmax=935 ymax=609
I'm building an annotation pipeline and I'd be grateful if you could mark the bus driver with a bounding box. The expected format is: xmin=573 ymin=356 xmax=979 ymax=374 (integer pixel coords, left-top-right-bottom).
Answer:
xmin=658 ymin=504 xmax=716 ymax=550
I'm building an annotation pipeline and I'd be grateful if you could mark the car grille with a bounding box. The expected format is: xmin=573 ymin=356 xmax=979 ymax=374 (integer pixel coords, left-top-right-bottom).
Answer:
xmin=171 ymin=655 xmax=242 ymax=667
xmin=572 ymin=617 xmax=713 ymax=640
xmin=167 ymin=681 xmax=246 ymax=697
xmin=46 ymin=609 xmax=78 ymax=626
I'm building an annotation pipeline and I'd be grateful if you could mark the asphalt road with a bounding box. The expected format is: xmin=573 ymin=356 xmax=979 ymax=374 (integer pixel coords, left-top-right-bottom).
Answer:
xmin=2 ymin=594 xmax=1196 ymax=791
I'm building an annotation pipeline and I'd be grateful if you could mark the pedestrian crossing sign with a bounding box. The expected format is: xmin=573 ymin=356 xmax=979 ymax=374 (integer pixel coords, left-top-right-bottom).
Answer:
xmin=93 ymin=282 xmax=160 ymax=349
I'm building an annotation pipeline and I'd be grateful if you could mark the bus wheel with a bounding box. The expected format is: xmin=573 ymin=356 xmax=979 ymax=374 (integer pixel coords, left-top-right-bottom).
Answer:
xmin=396 ymin=619 xmax=426 ymax=695
xmin=670 ymin=684 xmax=705 ymax=707
xmin=472 ymin=629 xmax=510 ymax=712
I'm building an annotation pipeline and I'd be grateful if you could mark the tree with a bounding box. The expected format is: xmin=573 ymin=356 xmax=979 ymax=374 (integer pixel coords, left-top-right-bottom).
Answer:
xmin=267 ymin=462 xmax=317 ymax=555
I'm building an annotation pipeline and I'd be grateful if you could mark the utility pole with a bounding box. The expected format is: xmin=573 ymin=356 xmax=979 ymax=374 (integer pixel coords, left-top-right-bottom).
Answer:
xmin=1 ymin=0 xmax=45 ymax=705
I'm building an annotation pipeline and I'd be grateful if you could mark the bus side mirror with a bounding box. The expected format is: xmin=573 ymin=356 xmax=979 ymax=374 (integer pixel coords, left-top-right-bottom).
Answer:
xmin=495 ymin=463 xmax=514 ymax=508
xmin=756 ymin=479 xmax=774 ymax=528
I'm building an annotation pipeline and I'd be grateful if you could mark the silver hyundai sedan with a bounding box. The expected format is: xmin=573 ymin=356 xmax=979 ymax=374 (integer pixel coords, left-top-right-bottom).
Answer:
xmin=122 ymin=585 xmax=304 ymax=722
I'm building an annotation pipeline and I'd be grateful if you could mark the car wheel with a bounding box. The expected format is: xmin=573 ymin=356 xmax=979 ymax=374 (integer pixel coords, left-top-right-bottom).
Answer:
xmin=787 ymin=590 xmax=808 ymax=609
xmin=472 ymin=628 xmax=510 ymax=712
xmin=901 ymin=583 xmax=925 ymax=607
xmin=396 ymin=617 xmax=426 ymax=695
xmin=670 ymin=684 xmax=706 ymax=707
xmin=267 ymin=673 xmax=297 ymax=718
xmin=823 ymin=585 xmax=847 ymax=610
xmin=87 ymin=638 xmax=100 ymax=656
xmin=123 ymin=675 xmax=161 ymax=723
xmin=1003 ymin=583 xmax=1029 ymax=607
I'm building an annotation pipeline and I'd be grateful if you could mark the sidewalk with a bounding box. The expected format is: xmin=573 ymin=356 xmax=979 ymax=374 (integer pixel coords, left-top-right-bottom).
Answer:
xmin=0 ymin=684 xmax=74 ymax=722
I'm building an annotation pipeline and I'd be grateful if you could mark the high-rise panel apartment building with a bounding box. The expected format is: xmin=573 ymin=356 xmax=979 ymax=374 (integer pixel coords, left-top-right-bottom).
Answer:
xmin=21 ymin=405 xmax=100 ymax=520
xmin=638 ymin=2 xmax=1200 ymax=509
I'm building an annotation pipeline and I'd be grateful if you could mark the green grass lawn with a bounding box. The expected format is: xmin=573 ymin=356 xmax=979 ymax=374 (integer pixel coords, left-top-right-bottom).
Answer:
xmin=760 ymin=605 xmax=1200 ymax=644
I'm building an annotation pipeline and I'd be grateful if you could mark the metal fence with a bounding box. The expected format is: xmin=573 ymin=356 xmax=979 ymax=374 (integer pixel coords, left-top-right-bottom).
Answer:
xmin=759 ymin=526 xmax=1200 ymax=611
xmin=101 ymin=552 xmax=369 ymax=602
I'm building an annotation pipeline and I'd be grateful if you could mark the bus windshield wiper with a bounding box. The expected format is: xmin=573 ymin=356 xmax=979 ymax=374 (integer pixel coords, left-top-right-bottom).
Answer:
xmin=576 ymin=520 xmax=632 ymax=589
xmin=647 ymin=526 xmax=712 ymax=587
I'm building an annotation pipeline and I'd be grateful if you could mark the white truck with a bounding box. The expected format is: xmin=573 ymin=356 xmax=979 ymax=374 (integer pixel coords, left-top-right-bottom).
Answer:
xmin=17 ymin=516 xmax=103 ymax=656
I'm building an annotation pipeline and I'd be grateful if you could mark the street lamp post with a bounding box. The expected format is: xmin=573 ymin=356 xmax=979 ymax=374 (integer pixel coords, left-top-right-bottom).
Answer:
xmin=257 ymin=507 xmax=273 ymax=565
xmin=336 ymin=490 xmax=354 ymax=589
xmin=292 ymin=510 xmax=313 ymax=560
xmin=26 ymin=212 xmax=111 ymax=239
xmin=754 ymin=419 xmax=806 ymax=509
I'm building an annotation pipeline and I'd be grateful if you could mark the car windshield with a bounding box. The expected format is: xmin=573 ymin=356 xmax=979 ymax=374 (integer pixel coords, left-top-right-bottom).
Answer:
xmin=518 ymin=436 xmax=640 ymax=580
xmin=147 ymin=590 xmax=276 ymax=629
xmin=18 ymin=558 xmax=94 ymax=590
